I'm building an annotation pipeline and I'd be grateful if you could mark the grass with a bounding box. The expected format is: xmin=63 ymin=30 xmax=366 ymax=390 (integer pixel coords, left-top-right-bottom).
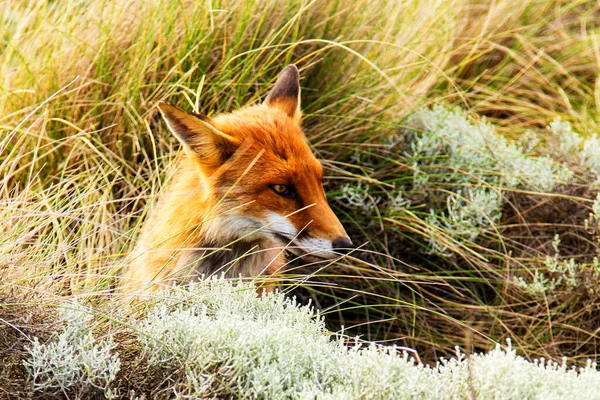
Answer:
xmin=2 ymin=0 xmax=600 ymax=397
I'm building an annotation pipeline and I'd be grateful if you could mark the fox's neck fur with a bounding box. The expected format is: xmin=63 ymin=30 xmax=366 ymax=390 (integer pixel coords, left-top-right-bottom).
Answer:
xmin=124 ymin=157 xmax=284 ymax=292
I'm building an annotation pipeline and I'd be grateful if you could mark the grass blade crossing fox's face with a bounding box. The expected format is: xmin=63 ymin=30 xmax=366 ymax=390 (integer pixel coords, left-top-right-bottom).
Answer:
xmin=157 ymin=65 xmax=353 ymax=259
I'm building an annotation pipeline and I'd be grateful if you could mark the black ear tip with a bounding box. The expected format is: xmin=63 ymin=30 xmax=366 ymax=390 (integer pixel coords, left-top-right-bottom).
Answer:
xmin=282 ymin=64 xmax=299 ymax=76
xmin=276 ymin=64 xmax=299 ymax=85
xmin=266 ymin=64 xmax=301 ymax=105
xmin=279 ymin=65 xmax=299 ymax=84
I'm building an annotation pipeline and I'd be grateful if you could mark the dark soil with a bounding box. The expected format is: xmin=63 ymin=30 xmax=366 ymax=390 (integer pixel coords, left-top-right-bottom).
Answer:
xmin=0 ymin=298 xmax=55 ymax=399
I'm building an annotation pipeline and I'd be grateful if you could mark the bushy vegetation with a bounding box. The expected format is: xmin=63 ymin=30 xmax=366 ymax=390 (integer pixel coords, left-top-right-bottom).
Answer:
xmin=22 ymin=279 xmax=600 ymax=399
xmin=2 ymin=0 xmax=600 ymax=397
xmin=24 ymin=303 xmax=120 ymax=397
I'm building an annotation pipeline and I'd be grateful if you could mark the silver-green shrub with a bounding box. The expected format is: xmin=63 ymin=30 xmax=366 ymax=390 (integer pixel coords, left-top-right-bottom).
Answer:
xmin=336 ymin=105 xmax=574 ymax=248
xmin=134 ymin=278 xmax=600 ymax=399
xmin=23 ymin=302 xmax=120 ymax=397
xmin=514 ymin=234 xmax=600 ymax=297
xmin=405 ymin=105 xmax=572 ymax=192
xmin=550 ymin=118 xmax=600 ymax=184
xmin=392 ymin=106 xmax=573 ymax=254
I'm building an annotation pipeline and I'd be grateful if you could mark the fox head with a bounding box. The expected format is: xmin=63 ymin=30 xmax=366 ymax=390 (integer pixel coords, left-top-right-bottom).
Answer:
xmin=156 ymin=65 xmax=353 ymax=259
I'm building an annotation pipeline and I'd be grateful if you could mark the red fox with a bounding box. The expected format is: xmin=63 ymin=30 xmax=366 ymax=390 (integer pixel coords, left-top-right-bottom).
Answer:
xmin=123 ymin=65 xmax=353 ymax=292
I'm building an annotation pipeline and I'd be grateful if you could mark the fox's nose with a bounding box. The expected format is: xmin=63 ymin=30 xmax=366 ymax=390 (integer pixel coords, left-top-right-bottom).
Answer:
xmin=332 ymin=237 xmax=355 ymax=254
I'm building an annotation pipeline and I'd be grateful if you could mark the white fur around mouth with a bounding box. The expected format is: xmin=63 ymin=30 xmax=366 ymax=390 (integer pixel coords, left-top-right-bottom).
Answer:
xmin=265 ymin=212 xmax=337 ymax=259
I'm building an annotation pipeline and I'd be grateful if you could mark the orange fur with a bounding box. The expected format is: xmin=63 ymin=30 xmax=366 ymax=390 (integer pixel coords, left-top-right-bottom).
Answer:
xmin=122 ymin=65 xmax=351 ymax=293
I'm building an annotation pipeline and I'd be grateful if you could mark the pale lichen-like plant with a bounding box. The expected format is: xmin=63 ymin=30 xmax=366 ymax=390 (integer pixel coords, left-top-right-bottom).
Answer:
xmin=132 ymin=278 xmax=600 ymax=399
xmin=23 ymin=302 xmax=120 ymax=398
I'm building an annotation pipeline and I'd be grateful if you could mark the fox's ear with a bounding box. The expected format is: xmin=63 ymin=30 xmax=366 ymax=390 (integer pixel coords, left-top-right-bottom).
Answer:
xmin=265 ymin=64 xmax=301 ymax=121
xmin=157 ymin=102 xmax=240 ymax=170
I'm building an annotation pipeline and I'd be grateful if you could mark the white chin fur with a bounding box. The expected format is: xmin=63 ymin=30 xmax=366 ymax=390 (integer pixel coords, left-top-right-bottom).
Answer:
xmin=265 ymin=212 xmax=336 ymax=259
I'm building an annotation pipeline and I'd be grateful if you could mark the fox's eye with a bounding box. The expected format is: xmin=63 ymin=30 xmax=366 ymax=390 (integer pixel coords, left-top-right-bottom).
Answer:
xmin=270 ymin=184 xmax=297 ymax=199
